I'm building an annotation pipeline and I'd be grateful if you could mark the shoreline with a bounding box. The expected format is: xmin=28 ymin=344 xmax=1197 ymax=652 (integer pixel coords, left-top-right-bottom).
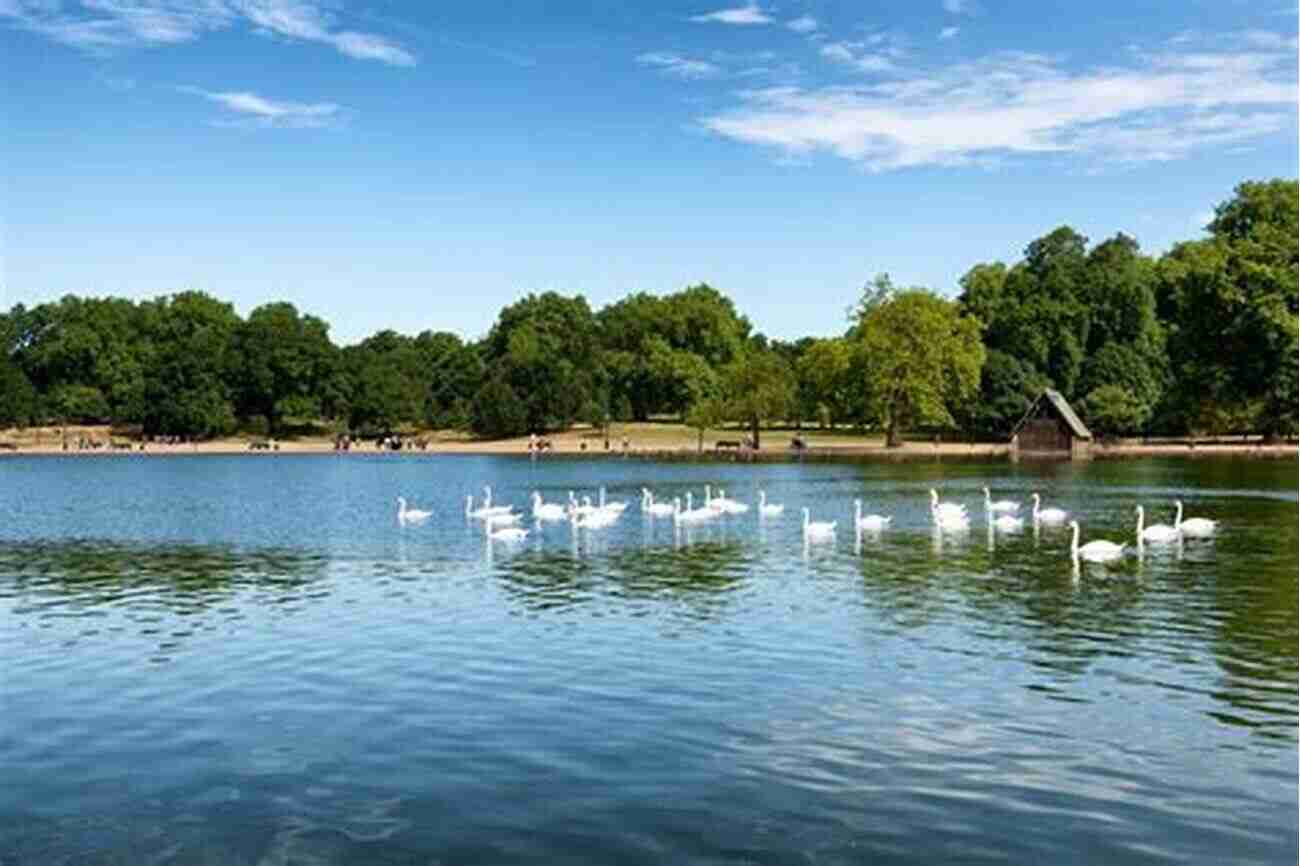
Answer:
xmin=2 ymin=439 xmax=1294 ymax=461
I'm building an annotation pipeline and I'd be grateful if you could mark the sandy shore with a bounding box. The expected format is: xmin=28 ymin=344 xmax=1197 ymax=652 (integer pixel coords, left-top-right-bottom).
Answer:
xmin=2 ymin=424 xmax=1294 ymax=461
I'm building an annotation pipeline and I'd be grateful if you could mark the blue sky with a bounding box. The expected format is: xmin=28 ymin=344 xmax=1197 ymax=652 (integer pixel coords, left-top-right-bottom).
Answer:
xmin=3 ymin=1 xmax=1296 ymax=344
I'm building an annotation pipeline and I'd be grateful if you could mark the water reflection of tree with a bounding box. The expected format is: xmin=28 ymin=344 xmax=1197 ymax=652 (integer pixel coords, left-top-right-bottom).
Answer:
xmin=1202 ymin=502 xmax=1298 ymax=741
xmin=493 ymin=541 xmax=750 ymax=620
xmin=849 ymin=529 xmax=1149 ymax=684
xmin=0 ymin=539 xmax=323 ymax=614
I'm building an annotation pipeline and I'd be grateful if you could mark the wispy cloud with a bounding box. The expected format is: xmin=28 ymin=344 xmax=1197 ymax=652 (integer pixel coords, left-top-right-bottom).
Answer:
xmin=939 ymin=26 xmax=959 ymax=40
xmin=690 ymin=3 xmax=772 ymax=25
xmin=819 ymin=41 xmax=898 ymax=73
xmin=942 ymin=0 xmax=977 ymax=14
xmin=701 ymin=36 xmax=1297 ymax=171
xmin=636 ymin=51 xmax=721 ymax=80
xmin=178 ymin=85 xmax=342 ymax=127
xmin=786 ymin=15 xmax=817 ymax=34
xmin=0 ymin=0 xmax=415 ymax=65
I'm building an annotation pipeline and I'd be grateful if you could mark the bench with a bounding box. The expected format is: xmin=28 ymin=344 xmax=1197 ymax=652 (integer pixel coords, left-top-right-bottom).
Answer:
xmin=249 ymin=439 xmax=272 ymax=451
xmin=715 ymin=439 xmax=742 ymax=451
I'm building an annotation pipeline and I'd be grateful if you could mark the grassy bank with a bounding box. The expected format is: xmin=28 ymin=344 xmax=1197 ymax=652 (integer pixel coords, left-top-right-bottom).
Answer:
xmin=2 ymin=422 xmax=1294 ymax=461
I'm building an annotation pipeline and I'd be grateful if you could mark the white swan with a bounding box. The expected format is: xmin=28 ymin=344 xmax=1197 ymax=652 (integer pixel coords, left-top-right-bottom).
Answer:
xmin=598 ymin=486 xmax=628 ymax=515
xmin=396 ymin=496 xmax=432 ymax=524
xmin=854 ymin=499 xmax=891 ymax=531
xmin=1031 ymin=493 xmax=1068 ymax=525
xmin=1136 ymin=505 xmax=1180 ymax=544
xmin=711 ymin=488 xmax=749 ymax=514
xmin=466 ymin=491 xmax=513 ymax=519
xmin=531 ymin=492 xmax=567 ymax=521
xmin=983 ymin=487 xmax=1020 ymax=514
xmin=673 ymin=492 xmax=713 ymax=524
xmin=642 ymin=490 xmax=675 ymax=518
xmin=568 ymin=492 xmax=598 ymax=517
xmin=572 ymin=504 xmax=619 ymax=529
xmin=989 ymin=512 xmax=1025 ymax=532
xmin=485 ymin=518 xmax=528 ymax=542
xmin=758 ymin=490 xmax=785 ymax=517
xmin=929 ymin=489 xmax=968 ymax=519
xmin=485 ymin=510 xmax=522 ymax=526
xmin=1070 ymin=520 xmax=1126 ymax=563
xmin=1175 ymin=500 xmax=1218 ymax=538
xmin=802 ymin=507 xmax=837 ymax=539
xmin=933 ymin=509 xmax=971 ymax=532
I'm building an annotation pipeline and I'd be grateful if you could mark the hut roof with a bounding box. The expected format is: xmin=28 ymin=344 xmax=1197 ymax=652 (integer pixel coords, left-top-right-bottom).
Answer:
xmin=1010 ymin=389 xmax=1092 ymax=441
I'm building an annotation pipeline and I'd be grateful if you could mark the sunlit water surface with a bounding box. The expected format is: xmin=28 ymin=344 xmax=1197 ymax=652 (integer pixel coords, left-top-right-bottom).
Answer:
xmin=1 ymin=454 xmax=1296 ymax=864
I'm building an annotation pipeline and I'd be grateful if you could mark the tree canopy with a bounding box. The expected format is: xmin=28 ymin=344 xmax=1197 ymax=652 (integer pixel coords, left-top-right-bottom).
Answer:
xmin=2 ymin=177 xmax=1293 ymax=443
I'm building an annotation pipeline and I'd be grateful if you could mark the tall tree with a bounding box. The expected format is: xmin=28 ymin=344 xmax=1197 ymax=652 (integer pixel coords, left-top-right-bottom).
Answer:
xmin=1157 ymin=179 xmax=1299 ymax=436
xmin=232 ymin=302 xmax=338 ymax=432
xmin=721 ymin=348 xmax=794 ymax=448
xmin=855 ymin=287 xmax=985 ymax=447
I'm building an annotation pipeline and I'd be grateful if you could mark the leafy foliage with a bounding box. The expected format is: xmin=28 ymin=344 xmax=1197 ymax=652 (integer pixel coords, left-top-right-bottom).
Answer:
xmin=856 ymin=287 xmax=985 ymax=446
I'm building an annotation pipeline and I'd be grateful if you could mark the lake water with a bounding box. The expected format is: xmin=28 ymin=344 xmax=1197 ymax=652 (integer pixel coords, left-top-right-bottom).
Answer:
xmin=1 ymin=454 xmax=1296 ymax=865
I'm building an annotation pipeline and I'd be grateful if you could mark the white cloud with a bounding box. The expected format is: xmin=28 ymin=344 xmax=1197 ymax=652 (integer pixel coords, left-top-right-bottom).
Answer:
xmin=0 ymin=0 xmax=415 ymax=65
xmin=701 ymin=39 xmax=1297 ymax=170
xmin=179 ymin=85 xmax=342 ymax=127
xmin=819 ymin=41 xmax=897 ymax=73
xmin=786 ymin=15 xmax=817 ymax=34
xmin=636 ymin=51 xmax=721 ymax=79
xmin=690 ymin=3 xmax=771 ymax=25
xmin=943 ymin=0 xmax=976 ymax=14
xmin=332 ymin=30 xmax=414 ymax=66
xmin=939 ymin=26 xmax=959 ymax=40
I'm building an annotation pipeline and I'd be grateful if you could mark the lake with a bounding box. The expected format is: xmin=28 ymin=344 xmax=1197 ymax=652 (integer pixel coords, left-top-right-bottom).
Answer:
xmin=1 ymin=454 xmax=1296 ymax=865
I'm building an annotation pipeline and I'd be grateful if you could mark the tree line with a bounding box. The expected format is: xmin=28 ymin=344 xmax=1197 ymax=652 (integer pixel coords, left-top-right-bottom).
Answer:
xmin=1 ymin=179 xmax=1295 ymax=443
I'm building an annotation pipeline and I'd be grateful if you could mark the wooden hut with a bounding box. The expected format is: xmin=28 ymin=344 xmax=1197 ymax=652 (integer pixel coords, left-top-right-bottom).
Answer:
xmin=1009 ymin=389 xmax=1092 ymax=459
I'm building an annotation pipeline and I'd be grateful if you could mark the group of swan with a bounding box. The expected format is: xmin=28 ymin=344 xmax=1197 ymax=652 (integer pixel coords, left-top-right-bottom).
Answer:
xmin=407 ymin=484 xmax=1219 ymax=568
xmin=1071 ymin=499 xmax=1219 ymax=566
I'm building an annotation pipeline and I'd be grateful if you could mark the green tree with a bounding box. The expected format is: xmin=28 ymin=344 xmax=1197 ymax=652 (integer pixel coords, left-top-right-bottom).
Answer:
xmin=855 ymin=287 xmax=985 ymax=447
xmin=139 ymin=292 xmax=240 ymax=437
xmin=0 ymin=358 xmax=37 ymax=427
xmin=1083 ymin=384 xmax=1150 ymax=437
xmin=484 ymin=292 xmax=603 ymax=431
xmin=232 ymin=302 xmax=339 ymax=432
xmin=685 ymin=395 xmax=729 ymax=453
xmin=956 ymin=349 xmax=1049 ymax=437
xmin=470 ymin=375 xmax=529 ymax=439
xmin=1157 ymin=179 xmax=1299 ymax=436
xmin=721 ymin=348 xmax=794 ymax=448
xmin=795 ymin=338 xmax=854 ymax=427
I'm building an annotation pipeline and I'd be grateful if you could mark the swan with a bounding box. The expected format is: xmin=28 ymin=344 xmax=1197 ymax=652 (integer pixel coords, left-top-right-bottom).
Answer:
xmin=1175 ymin=501 xmax=1218 ymax=538
xmin=642 ymin=490 xmax=675 ymax=518
xmin=929 ymin=489 xmax=968 ymax=519
xmin=481 ymin=485 xmax=514 ymax=515
xmin=485 ymin=511 xmax=522 ymax=526
xmin=1031 ymin=493 xmax=1068 ymax=525
xmin=686 ymin=491 xmax=718 ymax=521
xmin=758 ymin=490 xmax=785 ymax=517
xmin=802 ymin=507 xmax=837 ymax=539
xmin=854 ymin=499 xmax=891 ymax=531
xmin=466 ymin=493 xmax=513 ymax=519
xmin=933 ymin=510 xmax=971 ymax=532
xmin=485 ymin=518 xmax=528 ymax=542
xmin=598 ymin=486 xmax=628 ymax=515
xmin=1070 ymin=520 xmax=1126 ymax=563
xmin=673 ymin=495 xmax=712 ymax=524
xmin=573 ymin=505 xmax=619 ymax=529
xmin=531 ymin=492 xmax=567 ymax=521
xmin=989 ymin=512 xmax=1025 ymax=532
xmin=568 ymin=492 xmax=598 ymax=517
xmin=711 ymin=488 xmax=749 ymax=514
xmin=983 ymin=487 xmax=1020 ymax=514
xmin=396 ymin=496 xmax=432 ymax=524
xmin=1136 ymin=505 xmax=1180 ymax=544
